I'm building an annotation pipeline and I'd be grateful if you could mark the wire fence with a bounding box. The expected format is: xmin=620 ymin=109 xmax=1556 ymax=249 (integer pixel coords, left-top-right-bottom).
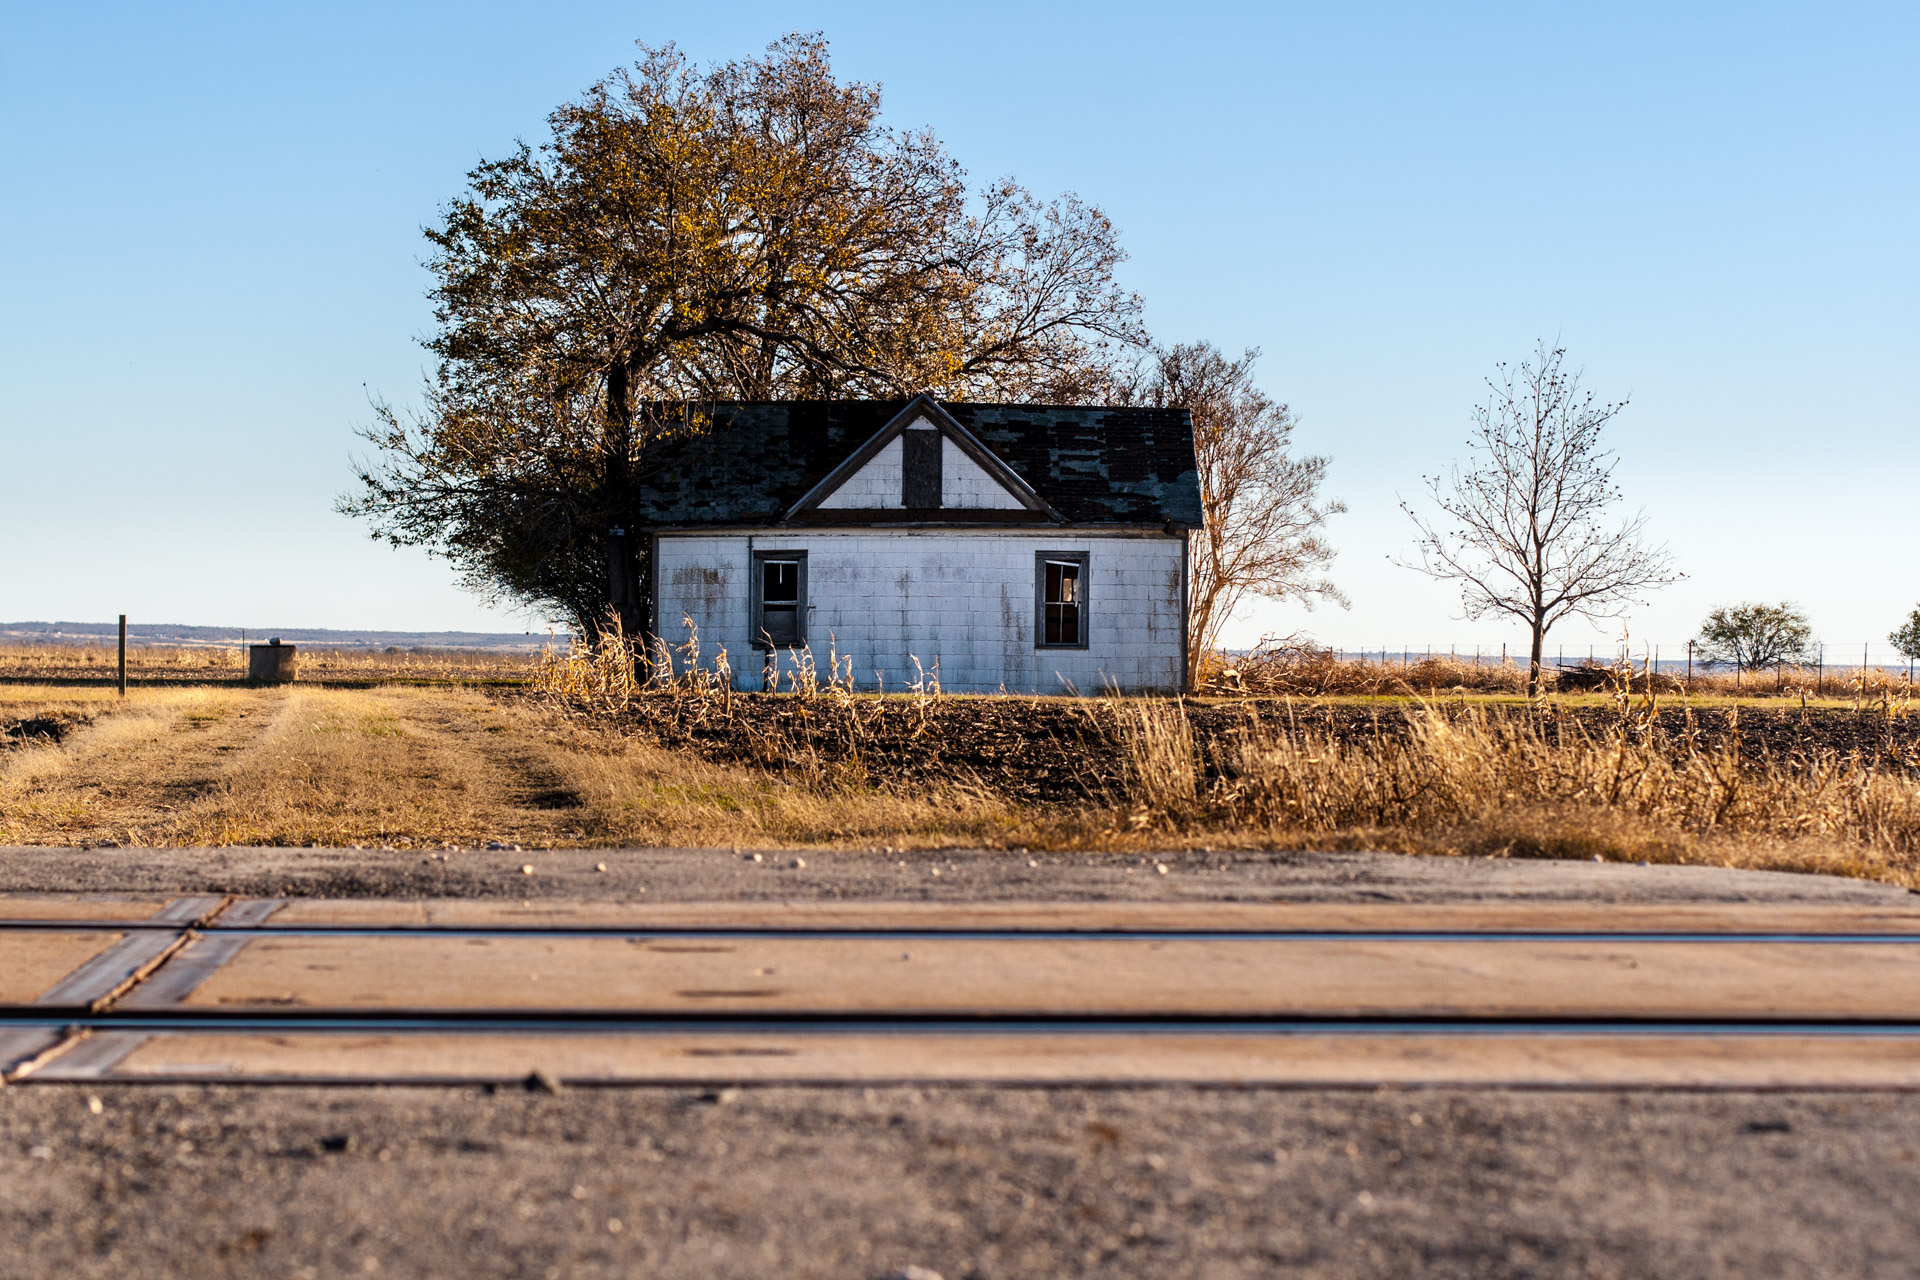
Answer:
xmin=1326 ymin=642 xmax=1920 ymax=684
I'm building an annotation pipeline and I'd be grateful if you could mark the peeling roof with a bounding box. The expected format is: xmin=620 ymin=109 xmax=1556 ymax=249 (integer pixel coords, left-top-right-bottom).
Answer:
xmin=633 ymin=399 xmax=1201 ymax=529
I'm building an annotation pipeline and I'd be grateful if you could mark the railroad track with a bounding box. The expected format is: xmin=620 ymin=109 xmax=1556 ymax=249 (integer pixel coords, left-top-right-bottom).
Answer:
xmin=6 ymin=894 xmax=1920 ymax=1088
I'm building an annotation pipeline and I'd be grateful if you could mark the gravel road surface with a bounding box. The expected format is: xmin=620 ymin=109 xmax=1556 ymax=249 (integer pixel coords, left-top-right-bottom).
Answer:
xmin=5 ymin=1083 xmax=1918 ymax=1279
xmin=2 ymin=842 xmax=1914 ymax=905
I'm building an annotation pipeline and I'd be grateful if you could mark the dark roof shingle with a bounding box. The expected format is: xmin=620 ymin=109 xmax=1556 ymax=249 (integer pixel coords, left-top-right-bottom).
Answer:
xmin=635 ymin=400 xmax=1201 ymax=528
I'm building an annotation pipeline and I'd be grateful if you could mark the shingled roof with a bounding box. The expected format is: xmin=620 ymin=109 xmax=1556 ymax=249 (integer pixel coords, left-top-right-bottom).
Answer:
xmin=633 ymin=398 xmax=1202 ymax=529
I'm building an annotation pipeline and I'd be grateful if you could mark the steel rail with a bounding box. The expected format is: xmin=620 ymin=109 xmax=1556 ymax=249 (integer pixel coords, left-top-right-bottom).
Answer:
xmin=9 ymin=1011 xmax=1920 ymax=1034
xmin=8 ymin=920 xmax=1920 ymax=944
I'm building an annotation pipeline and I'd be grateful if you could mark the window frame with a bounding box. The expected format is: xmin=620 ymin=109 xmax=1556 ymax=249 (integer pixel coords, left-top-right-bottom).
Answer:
xmin=751 ymin=550 xmax=808 ymax=650
xmin=1033 ymin=550 xmax=1091 ymax=650
xmin=901 ymin=427 xmax=943 ymax=508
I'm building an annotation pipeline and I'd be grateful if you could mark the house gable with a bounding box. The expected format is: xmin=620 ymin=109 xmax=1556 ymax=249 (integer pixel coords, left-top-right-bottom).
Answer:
xmin=817 ymin=437 xmax=905 ymax=509
xmin=789 ymin=395 xmax=1056 ymax=520
xmin=941 ymin=438 xmax=1024 ymax=509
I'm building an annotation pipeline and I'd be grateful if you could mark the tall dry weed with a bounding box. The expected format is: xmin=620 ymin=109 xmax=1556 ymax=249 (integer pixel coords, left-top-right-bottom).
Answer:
xmin=1105 ymin=698 xmax=1199 ymax=820
xmin=1109 ymin=697 xmax=1920 ymax=864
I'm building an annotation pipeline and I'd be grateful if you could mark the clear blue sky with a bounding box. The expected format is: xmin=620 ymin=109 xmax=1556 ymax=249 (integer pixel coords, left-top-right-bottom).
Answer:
xmin=3 ymin=3 xmax=1913 ymax=655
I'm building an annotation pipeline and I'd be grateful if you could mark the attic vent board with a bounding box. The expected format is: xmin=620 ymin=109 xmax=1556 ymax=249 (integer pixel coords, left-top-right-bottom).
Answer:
xmin=902 ymin=428 xmax=942 ymax=508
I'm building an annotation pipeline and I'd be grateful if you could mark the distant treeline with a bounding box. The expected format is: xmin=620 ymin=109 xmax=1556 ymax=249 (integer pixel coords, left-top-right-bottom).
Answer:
xmin=0 ymin=621 xmax=550 ymax=652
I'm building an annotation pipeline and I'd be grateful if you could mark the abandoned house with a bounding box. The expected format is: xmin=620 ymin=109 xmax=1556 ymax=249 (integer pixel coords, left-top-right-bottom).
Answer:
xmin=638 ymin=394 xmax=1202 ymax=694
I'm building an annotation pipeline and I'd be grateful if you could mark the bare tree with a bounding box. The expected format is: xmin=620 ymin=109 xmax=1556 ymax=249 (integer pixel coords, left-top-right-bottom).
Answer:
xmin=1123 ymin=343 xmax=1346 ymax=687
xmin=1400 ymin=342 xmax=1679 ymax=696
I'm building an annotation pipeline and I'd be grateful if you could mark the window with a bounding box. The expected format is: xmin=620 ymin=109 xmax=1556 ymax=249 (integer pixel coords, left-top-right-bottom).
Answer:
xmin=752 ymin=551 xmax=807 ymax=649
xmin=1035 ymin=551 xmax=1089 ymax=649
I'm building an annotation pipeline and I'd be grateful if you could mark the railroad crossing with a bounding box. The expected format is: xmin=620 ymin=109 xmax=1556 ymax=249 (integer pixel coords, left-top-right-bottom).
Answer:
xmin=6 ymin=894 xmax=1920 ymax=1088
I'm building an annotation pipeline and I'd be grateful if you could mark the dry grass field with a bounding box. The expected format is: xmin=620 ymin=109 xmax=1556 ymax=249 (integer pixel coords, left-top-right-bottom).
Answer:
xmin=0 ymin=642 xmax=539 ymax=686
xmin=0 ymin=684 xmax=1008 ymax=851
xmin=6 ymin=665 xmax=1920 ymax=888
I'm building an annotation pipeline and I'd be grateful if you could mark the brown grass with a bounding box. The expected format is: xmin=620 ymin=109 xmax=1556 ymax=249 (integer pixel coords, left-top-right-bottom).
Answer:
xmin=0 ymin=684 xmax=1011 ymax=851
xmin=1090 ymin=696 xmax=1920 ymax=885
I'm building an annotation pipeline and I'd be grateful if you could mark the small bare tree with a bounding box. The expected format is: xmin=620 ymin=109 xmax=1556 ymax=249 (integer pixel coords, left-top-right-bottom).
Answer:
xmin=1124 ymin=343 xmax=1346 ymax=687
xmin=1400 ymin=342 xmax=1679 ymax=696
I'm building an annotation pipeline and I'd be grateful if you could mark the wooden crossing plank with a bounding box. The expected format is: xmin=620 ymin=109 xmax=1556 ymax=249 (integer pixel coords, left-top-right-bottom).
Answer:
xmin=116 ymin=934 xmax=256 ymax=1010
xmin=38 ymin=1028 xmax=1920 ymax=1088
xmin=21 ymin=1031 xmax=154 ymax=1080
xmin=151 ymin=896 xmax=227 ymax=926
xmin=0 ymin=1027 xmax=64 ymax=1076
xmin=32 ymin=931 xmax=189 ymax=1010
xmin=0 ymin=932 xmax=130 ymax=1004
xmin=0 ymin=894 xmax=173 ymax=924
xmin=138 ymin=933 xmax=1920 ymax=1019
xmin=216 ymin=898 xmax=284 ymax=927
xmin=0 ymin=897 xmax=219 ymax=1008
xmin=259 ymin=898 xmax=1920 ymax=935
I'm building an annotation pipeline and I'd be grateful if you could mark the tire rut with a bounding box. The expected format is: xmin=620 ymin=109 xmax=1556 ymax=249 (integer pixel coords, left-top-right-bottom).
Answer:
xmin=0 ymin=691 xmax=292 ymax=845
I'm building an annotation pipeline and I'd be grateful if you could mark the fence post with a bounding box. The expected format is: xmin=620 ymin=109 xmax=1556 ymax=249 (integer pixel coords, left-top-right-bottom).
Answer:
xmin=1686 ymin=640 xmax=1693 ymax=684
xmin=117 ymin=615 xmax=127 ymax=697
xmin=1818 ymin=643 xmax=1824 ymax=695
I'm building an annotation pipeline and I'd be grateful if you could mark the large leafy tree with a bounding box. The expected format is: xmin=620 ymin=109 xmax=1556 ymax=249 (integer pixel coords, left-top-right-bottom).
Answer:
xmin=1119 ymin=343 xmax=1346 ymax=686
xmin=1696 ymin=602 xmax=1817 ymax=671
xmin=1891 ymin=606 xmax=1920 ymax=664
xmin=342 ymin=35 xmax=1144 ymax=636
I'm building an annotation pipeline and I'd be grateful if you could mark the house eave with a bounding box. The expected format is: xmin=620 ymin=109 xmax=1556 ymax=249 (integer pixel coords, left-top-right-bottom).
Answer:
xmin=643 ymin=519 xmax=1188 ymax=536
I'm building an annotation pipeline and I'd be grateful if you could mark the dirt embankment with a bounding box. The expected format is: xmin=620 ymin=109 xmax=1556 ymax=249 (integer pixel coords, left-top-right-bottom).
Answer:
xmin=554 ymin=693 xmax=1920 ymax=806
xmin=562 ymin=692 xmax=1115 ymax=804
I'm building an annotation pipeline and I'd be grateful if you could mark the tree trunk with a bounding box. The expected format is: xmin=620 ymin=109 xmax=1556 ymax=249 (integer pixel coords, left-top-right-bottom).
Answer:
xmin=601 ymin=360 xmax=646 ymax=654
xmin=1528 ymin=616 xmax=1546 ymax=698
xmin=606 ymin=533 xmax=643 ymax=638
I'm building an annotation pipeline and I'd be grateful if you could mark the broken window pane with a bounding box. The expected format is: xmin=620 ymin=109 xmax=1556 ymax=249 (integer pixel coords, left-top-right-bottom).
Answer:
xmin=1044 ymin=560 xmax=1081 ymax=646
xmin=760 ymin=559 xmax=801 ymax=646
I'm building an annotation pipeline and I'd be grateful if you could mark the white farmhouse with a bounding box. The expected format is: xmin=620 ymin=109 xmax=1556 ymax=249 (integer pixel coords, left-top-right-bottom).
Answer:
xmin=641 ymin=395 xmax=1202 ymax=694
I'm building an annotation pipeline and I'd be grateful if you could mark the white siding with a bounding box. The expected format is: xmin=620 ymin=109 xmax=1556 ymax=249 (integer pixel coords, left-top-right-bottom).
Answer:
xmin=653 ymin=529 xmax=1185 ymax=694
xmin=942 ymin=438 xmax=1024 ymax=509
xmin=817 ymin=438 xmax=903 ymax=508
